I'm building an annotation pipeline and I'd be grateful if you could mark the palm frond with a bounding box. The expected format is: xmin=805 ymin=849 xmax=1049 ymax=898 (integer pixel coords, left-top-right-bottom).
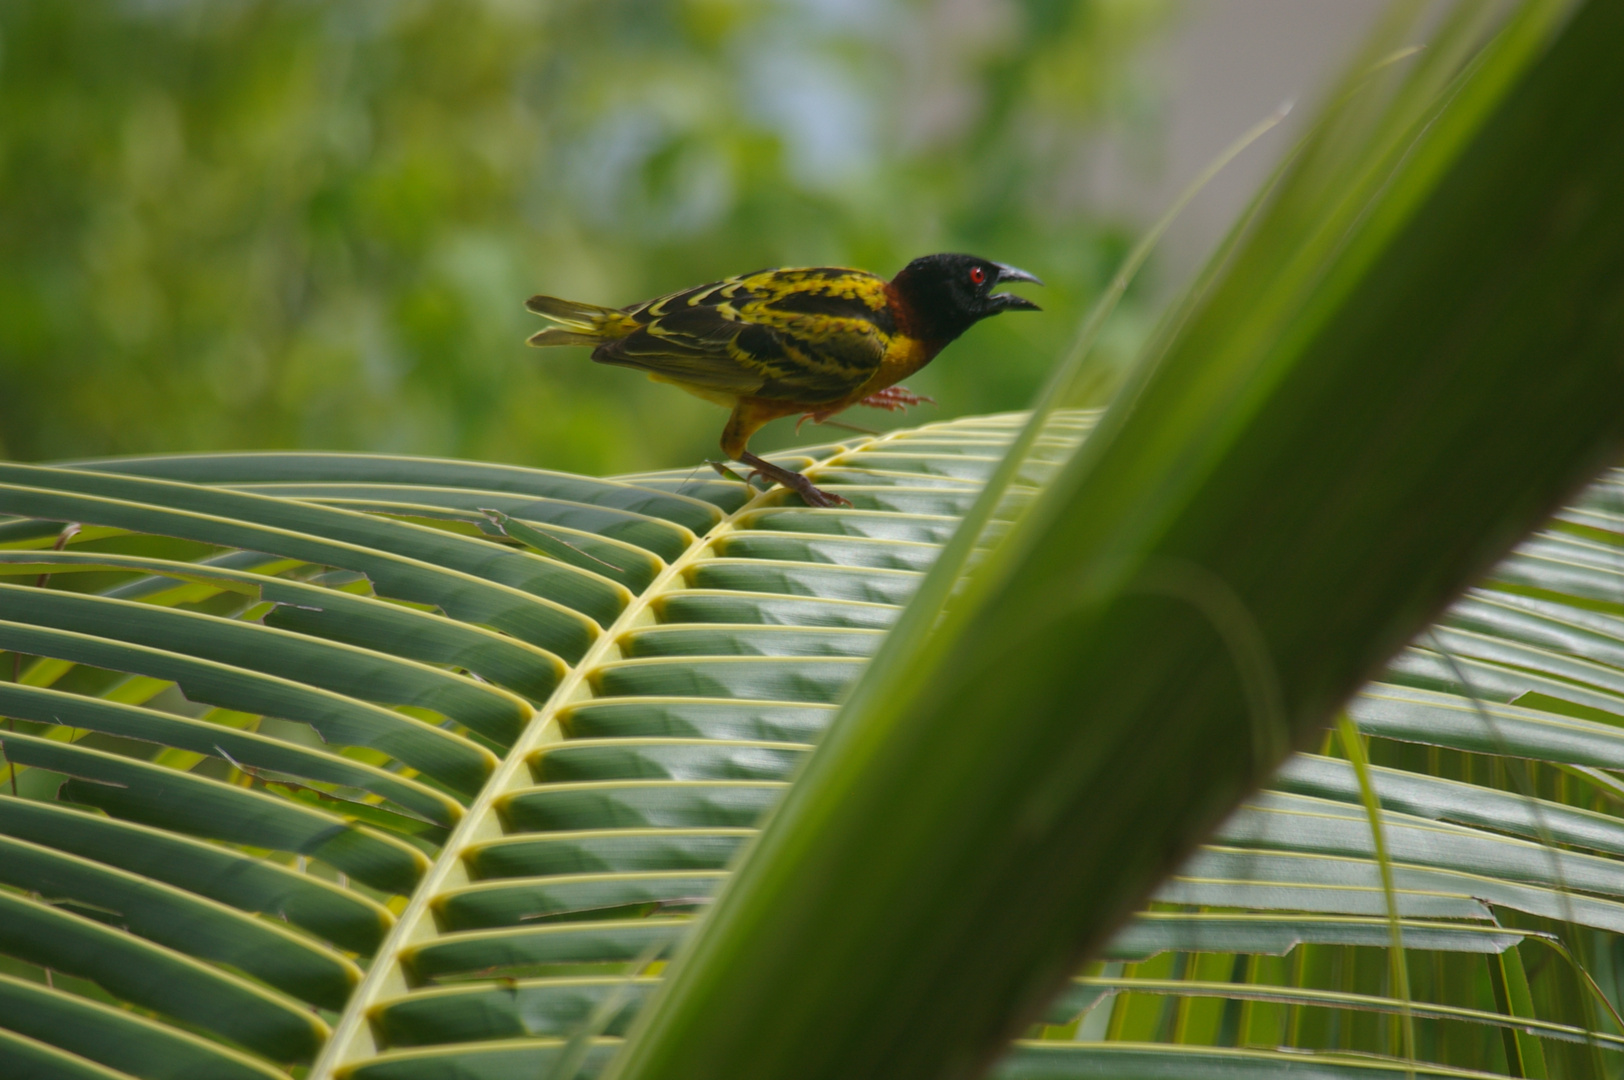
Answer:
xmin=7 ymin=406 xmax=1624 ymax=1077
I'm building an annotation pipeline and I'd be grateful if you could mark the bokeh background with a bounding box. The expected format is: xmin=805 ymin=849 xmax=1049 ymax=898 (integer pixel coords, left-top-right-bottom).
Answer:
xmin=0 ymin=0 xmax=1383 ymax=476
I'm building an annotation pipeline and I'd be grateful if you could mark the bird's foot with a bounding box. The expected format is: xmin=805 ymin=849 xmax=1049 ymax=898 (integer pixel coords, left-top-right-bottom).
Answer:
xmin=858 ymin=385 xmax=935 ymax=412
xmin=739 ymin=451 xmax=851 ymax=508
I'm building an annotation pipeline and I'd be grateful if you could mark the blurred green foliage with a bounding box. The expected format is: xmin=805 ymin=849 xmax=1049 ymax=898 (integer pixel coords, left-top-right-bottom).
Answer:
xmin=0 ymin=0 xmax=1165 ymax=474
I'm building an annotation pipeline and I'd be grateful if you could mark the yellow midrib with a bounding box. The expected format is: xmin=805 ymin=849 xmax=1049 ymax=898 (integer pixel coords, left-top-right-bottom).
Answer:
xmin=310 ymin=435 xmax=890 ymax=1077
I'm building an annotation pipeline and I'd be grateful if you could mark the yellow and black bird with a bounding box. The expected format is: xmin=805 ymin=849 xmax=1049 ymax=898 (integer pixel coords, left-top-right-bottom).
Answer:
xmin=525 ymin=253 xmax=1041 ymax=507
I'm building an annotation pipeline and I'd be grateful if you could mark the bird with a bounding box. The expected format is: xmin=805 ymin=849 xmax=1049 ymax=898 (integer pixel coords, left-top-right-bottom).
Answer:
xmin=524 ymin=253 xmax=1042 ymax=507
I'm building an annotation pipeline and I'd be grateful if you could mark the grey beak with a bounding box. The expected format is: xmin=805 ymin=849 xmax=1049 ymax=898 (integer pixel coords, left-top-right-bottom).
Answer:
xmin=993 ymin=262 xmax=1043 ymax=286
xmin=993 ymin=293 xmax=1042 ymax=312
xmin=990 ymin=262 xmax=1042 ymax=311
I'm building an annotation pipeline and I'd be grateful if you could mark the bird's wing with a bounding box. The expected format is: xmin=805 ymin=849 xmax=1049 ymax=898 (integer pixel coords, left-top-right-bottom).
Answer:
xmin=592 ymin=268 xmax=894 ymax=404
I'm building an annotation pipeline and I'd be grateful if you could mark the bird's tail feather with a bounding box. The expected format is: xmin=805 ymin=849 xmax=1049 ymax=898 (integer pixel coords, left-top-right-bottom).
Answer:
xmin=526 ymin=326 xmax=605 ymax=347
xmin=525 ymin=294 xmax=635 ymax=348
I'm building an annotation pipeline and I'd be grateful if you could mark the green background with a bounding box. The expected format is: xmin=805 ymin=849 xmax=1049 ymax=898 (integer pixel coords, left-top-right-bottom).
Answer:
xmin=0 ymin=0 xmax=1165 ymax=475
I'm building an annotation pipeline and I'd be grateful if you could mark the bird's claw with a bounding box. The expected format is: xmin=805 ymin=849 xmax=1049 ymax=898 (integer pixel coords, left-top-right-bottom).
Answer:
xmin=787 ymin=475 xmax=853 ymax=508
xmin=735 ymin=452 xmax=852 ymax=508
xmin=858 ymin=386 xmax=935 ymax=413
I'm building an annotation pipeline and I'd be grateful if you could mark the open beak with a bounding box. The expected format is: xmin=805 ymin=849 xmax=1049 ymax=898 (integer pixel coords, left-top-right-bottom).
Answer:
xmin=992 ymin=262 xmax=1043 ymax=311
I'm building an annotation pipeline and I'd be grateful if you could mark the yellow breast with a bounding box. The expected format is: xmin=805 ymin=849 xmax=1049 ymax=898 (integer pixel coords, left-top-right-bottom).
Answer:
xmin=861 ymin=335 xmax=940 ymax=397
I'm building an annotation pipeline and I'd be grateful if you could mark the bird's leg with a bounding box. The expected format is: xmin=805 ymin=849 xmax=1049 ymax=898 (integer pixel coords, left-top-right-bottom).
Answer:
xmin=799 ymin=384 xmax=933 ymax=430
xmin=805 ymin=417 xmax=880 ymax=436
xmin=796 ymin=412 xmax=880 ymax=436
xmin=858 ymin=385 xmax=935 ymax=412
xmin=738 ymin=450 xmax=851 ymax=508
xmin=722 ymin=399 xmax=850 ymax=507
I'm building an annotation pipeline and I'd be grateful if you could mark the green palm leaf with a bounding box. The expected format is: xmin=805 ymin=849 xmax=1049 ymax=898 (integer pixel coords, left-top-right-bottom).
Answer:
xmin=0 ymin=417 xmax=1086 ymax=1076
xmin=0 ymin=404 xmax=1619 ymax=1077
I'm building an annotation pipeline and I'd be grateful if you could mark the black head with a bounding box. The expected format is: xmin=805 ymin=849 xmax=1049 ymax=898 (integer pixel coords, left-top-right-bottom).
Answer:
xmin=889 ymin=253 xmax=1042 ymax=343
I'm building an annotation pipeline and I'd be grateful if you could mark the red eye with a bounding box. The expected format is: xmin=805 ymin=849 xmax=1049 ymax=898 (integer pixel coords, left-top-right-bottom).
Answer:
xmin=968 ymin=265 xmax=987 ymax=285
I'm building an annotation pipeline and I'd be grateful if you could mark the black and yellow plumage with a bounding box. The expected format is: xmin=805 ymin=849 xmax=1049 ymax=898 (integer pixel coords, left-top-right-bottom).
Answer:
xmin=526 ymin=253 xmax=1041 ymax=506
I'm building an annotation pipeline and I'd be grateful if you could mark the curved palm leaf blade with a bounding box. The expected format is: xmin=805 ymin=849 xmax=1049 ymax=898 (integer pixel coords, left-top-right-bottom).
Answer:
xmin=607 ymin=1 xmax=1624 ymax=1078
xmin=0 ymin=417 xmax=1067 ymax=1077
xmin=0 ymin=403 xmax=1623 ymax=1079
